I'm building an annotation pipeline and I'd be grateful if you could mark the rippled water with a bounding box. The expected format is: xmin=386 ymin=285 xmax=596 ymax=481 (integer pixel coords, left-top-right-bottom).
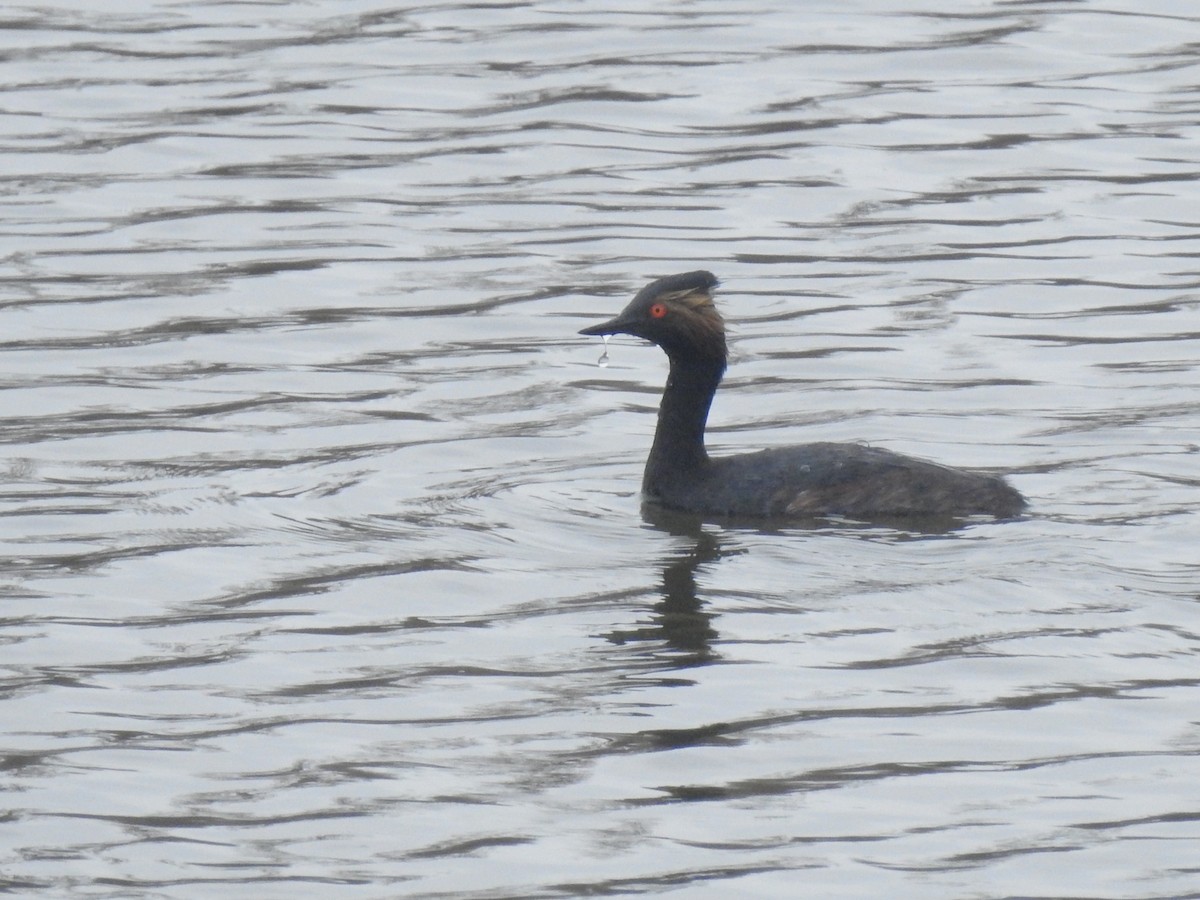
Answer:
xmin=2 ymin=1 xmax=1198 ymax=897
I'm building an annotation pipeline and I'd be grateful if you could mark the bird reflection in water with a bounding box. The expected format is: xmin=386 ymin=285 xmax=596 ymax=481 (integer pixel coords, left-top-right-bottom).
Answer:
xmin=603 ymin=508 xmax=723 ymax=665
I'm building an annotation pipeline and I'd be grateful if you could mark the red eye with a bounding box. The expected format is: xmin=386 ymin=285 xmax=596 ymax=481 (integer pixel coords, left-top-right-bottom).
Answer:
xmin=649 ymin=303 xmax=667 ymax=319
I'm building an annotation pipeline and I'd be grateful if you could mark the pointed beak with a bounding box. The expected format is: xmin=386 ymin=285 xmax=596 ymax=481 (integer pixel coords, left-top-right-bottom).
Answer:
xmin=579 ymin=312 xmax=636 ymax=337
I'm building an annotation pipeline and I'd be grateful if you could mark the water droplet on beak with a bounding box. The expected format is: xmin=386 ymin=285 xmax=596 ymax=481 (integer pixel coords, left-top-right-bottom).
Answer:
xmin=597 ymin=334 xmax=610 ymax=368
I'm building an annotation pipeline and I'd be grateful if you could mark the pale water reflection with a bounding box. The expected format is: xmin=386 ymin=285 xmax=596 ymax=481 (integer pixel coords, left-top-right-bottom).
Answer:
xmin=1 ymin=1 xmax=1199 ymax=898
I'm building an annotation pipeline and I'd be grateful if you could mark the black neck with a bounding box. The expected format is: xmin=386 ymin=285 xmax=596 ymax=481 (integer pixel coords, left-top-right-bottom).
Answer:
xmin=645 ymin=355 xmax=725 ymax=486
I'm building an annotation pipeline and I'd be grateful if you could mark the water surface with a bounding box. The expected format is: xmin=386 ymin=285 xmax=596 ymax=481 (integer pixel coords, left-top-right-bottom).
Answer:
xmin=2 ymin=1 xmax=1198 ymax=898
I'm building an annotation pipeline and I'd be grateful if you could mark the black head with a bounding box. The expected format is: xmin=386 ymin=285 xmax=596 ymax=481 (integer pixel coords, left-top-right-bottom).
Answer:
xmin=579 ymin=271 xmax=726 ymax=363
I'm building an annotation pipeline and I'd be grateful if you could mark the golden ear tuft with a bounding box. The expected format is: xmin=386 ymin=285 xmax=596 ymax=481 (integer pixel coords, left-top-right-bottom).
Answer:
xmin=665 ymin=285 xmax=722 ymax=330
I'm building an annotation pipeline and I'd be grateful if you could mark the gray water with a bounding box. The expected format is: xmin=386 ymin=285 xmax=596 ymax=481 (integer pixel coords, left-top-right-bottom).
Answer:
xmin=2 ymin=1 xmax=1198 ymax=898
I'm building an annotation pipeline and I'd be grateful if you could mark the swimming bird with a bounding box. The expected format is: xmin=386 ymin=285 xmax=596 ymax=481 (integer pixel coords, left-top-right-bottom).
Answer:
xmin=580 ymin=271 xmax=1026 ymax=521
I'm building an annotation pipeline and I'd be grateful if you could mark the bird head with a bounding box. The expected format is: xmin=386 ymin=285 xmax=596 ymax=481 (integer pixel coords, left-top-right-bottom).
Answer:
xmin=580 ymin=271 xmax=726 ymax=363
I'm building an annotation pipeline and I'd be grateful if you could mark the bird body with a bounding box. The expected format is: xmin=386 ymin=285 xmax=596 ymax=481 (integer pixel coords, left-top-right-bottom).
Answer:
xmin=580 ymin=271 xmax=1025 ymax=521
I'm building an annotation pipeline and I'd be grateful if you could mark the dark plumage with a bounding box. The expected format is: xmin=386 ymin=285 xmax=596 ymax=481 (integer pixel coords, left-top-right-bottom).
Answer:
xmin=580 ymin=271 xmax=1026 ymax=521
